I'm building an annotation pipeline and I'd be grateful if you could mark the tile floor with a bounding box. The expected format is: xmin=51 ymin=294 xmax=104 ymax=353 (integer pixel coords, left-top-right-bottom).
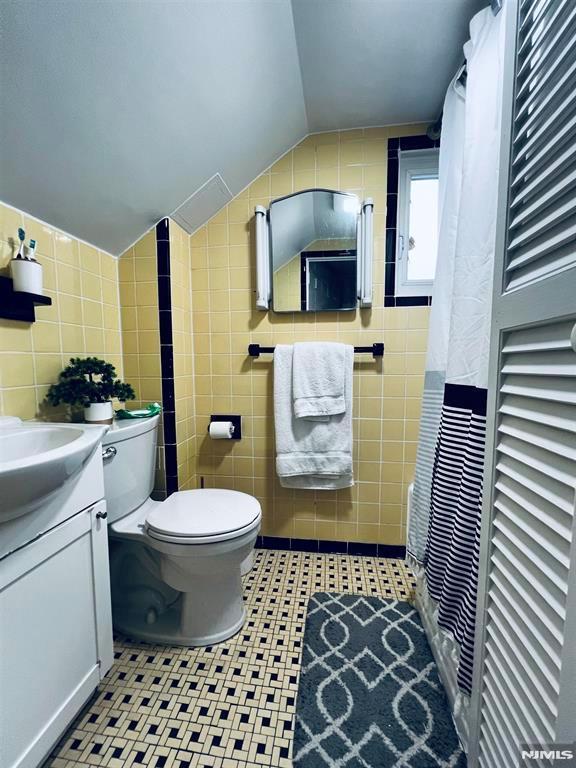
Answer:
xmin=47 ymin=549 xmax=416 ymax=768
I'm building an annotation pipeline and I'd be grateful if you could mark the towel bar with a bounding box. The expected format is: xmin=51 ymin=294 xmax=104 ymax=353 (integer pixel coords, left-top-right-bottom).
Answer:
xmin=248 ymin=343 xmax=384 ymax=358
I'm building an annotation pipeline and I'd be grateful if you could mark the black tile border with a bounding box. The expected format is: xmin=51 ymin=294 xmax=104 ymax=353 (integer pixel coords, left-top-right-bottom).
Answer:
xmin=161 ymin=407 xmax=176 ymax=451
xmin=161 ymin=376 xmax=175 ymax=411
xmin=399 ymin=135 xmax=438 ymax=151
xmin=166 ymin=475 xmax=179 ymax=495
xmin=159 ymin=310 xmax=173 ymax=346
xmin=396 ymin=295 xmax=430 ymax=307
xmin=384 ymin=134 xmax=439 ymax=308
xmin=163 ymin=443 xmax=178 ymax=469
xmin=156 ymin=240 xmax=171 ymax=277
xmin=160 ymin=345 xmax=174 ymax=378
xmin=157 ymin=276 xmax=172 ymax=309
xmin=156 ymin=218 xmax=178 ymax=494
xmin=256 ymin=535 xmax=406 ymax=560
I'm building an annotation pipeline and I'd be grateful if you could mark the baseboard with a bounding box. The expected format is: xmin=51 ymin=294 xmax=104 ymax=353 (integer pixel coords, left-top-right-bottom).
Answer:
xmin=256 ymin=535 xmax=406 ymax=559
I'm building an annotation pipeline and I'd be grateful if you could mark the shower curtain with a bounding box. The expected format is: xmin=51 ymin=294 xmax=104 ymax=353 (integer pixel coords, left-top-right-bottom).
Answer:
xmin=407 ymin=5 xmax=506 ymax=747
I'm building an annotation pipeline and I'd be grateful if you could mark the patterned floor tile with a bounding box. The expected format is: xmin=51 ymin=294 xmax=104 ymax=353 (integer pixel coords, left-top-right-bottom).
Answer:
xmin=46 ymin=550 xmax=415 ymax=768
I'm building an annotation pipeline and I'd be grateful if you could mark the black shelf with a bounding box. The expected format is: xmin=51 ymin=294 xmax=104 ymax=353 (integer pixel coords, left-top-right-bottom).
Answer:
xmin=0 ymin=275 xmax=52 ymax=322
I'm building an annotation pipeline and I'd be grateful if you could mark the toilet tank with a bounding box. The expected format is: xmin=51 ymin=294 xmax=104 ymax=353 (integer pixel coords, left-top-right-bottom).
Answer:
xmin=101 ymin=415 xmax=159 ymax=523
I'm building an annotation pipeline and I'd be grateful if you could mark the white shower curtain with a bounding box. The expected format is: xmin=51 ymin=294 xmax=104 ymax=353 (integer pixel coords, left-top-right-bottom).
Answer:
xmin=407 ymin=5 xmax=506 ymax=750
xmin=407 ymin=69 xmax=466 ymax=565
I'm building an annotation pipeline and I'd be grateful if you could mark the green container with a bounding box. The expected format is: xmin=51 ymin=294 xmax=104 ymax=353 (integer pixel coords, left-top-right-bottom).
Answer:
xmin=115 ymin=402 xmax=162 ymax=420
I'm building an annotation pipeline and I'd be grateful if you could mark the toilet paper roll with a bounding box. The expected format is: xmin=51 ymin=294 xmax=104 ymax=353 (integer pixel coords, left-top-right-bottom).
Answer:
xmin=209 ymin=421 xmax=235 ymax=439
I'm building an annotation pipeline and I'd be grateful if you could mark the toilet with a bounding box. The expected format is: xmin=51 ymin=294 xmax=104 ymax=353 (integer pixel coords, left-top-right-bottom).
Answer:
xmin=101 ymin=415 xmax=261 ymax=646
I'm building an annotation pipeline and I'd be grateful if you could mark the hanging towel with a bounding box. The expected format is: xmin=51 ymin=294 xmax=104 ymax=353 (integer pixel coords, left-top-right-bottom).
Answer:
xmin=274 ymin=344 xmax=354 ymax=489
xmin=292 ymin=342 xmax=347 ymax=420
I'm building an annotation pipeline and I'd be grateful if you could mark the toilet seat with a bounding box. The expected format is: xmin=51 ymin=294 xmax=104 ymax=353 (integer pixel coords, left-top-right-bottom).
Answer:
xmin=145 ymin=489 xmax=261 ymax=545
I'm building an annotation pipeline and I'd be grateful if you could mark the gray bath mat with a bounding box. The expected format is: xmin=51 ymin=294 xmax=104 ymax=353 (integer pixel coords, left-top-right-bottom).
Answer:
xmin=293 ymin=593 xmax=467 ymax=767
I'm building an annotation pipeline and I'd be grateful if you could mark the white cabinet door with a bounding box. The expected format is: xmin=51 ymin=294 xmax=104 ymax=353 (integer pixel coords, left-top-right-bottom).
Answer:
xmin=0 ymin=502 xmax=113 ymax=768
xmin=469 ymin=0 xmax=576 ymax=764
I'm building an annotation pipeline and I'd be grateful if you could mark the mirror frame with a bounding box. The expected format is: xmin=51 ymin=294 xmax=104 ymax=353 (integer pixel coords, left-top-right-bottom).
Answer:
xmin=255 ymin=189 xmax=373 ymax=312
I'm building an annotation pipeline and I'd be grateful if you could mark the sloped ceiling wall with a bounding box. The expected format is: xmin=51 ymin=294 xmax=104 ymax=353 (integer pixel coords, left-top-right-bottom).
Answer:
xmin=0 ymin=0 xmax=481 ymax=256
xmin=293 ymin=0 xmax=485 ymax=131
xmin=0 ymin=0 xmax=307 ymax=255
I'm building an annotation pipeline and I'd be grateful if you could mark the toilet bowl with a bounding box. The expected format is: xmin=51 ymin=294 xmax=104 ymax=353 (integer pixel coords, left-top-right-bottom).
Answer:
xmin=102 ymin=416 xmax=261 ymax=646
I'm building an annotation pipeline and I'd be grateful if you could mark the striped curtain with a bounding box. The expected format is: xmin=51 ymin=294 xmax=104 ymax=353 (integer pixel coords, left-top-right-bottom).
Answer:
xmin=408 ymin=5 xmax=506 ymax=699
xmin=425 ymin=384 xmax=487 ymax=694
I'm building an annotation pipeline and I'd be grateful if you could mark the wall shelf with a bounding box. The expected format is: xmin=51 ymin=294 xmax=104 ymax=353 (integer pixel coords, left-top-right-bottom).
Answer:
xmin=0 ymin=275 xmax=52 ymax=322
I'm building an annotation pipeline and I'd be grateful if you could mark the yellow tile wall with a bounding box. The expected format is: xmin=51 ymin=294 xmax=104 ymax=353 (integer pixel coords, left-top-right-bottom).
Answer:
xmin=119 ymin=229 xmax=161 ymax=409
xmin=119 ymin=221 xmax=196 ymax=494
xmin=0 ymin=201 xmax=122 ymax=420
xmin=0 ymin=124 xmax=429 ymax=548
xmin=118 ymin=227 xmax=166 ymax=493
xmin=169 ymin=220 xmax=196 ymax=490
xmin=189 ymin=126 xmax=430 ymax=546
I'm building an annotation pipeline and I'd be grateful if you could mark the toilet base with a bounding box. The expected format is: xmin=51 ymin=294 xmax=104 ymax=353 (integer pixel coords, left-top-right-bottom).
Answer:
xmin=114 ymin=598 xmax=246 ymax=647
xmin=109 ymin=505 xmax=260 ymax=648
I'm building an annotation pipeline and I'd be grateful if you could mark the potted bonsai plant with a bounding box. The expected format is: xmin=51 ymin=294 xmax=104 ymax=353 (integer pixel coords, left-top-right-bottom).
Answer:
xmin=46 ymin=356 xmax=135 ymax=424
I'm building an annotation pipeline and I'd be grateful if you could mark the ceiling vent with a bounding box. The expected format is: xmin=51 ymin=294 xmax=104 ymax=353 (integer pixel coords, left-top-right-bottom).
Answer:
xmin=171 ymin=173 xmax=233 ymax=234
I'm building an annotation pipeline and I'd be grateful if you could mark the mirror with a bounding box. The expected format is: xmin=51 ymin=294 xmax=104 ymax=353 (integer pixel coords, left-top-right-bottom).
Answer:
xmin=269 ymin=189 xmax=359 ymax=312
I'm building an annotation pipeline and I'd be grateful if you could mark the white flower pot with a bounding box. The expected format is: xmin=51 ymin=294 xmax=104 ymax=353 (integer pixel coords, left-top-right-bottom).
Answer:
xmin=84 ymin=401 xmax=114 ymax=425
xmin=11 ymin=258 xmax=43 ymax=295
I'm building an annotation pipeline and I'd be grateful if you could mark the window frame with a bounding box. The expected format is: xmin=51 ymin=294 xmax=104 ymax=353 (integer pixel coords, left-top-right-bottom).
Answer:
xmin=395 ymin=149 xmax=440 ymax=297
xmin=384 ymin=134 xmax=440 ymax=307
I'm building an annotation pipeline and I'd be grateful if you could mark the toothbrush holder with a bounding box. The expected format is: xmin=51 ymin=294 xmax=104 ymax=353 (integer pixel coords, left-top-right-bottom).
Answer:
xmin=11 ymin=258 xmax=43 ymax=295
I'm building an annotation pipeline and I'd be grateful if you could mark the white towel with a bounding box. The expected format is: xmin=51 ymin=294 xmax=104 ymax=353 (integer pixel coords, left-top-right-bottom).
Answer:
xmin=292 ymin=342 xmax=347 ymax=420
xmin=274 ymin=344 xmax=354 ymax=489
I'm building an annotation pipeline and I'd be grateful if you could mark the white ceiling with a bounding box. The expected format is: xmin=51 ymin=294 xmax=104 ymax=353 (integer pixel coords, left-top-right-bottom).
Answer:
xmin=0 ymin=0 xmax=482 ymax=256
xmin=293 ymin=0 xmax=485 ymax=131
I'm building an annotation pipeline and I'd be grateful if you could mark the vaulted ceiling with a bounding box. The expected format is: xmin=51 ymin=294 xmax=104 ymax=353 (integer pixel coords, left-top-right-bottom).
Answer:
xmin=0 ymin=0 xmax=482 ymax=256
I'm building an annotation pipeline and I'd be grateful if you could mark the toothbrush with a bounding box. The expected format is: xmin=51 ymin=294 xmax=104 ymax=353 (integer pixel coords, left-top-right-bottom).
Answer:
xmin=28 ymin=239 xmax=37 ymax=261
xmin=15 ymin=228 xmax=25 ymax=259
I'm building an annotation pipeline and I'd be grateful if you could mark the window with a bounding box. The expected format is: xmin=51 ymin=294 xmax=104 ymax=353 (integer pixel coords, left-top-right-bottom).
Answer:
xmin=395 ymin=149 xmax=439 ymax=297
xmin=384 ymin=135 xmax=440 ymax=307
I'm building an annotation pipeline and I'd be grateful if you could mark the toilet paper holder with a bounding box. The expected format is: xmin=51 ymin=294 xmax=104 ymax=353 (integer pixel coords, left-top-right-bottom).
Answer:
xmin=208 ymin=414 xmax=242 ymax=440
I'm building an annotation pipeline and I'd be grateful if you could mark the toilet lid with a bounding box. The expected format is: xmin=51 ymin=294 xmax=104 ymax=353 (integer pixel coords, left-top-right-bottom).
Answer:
xmin=145 ymin=489 xmax=261 ymax=539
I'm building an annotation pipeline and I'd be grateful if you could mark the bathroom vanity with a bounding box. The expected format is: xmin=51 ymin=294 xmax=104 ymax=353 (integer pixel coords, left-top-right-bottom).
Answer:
xmin=0 ymin=420 xmax=113 ymax=768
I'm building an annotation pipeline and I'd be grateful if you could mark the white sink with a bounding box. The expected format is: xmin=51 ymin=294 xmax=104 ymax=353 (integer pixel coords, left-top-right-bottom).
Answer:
xmin=0 ymin=418 xmax=108 ymax=522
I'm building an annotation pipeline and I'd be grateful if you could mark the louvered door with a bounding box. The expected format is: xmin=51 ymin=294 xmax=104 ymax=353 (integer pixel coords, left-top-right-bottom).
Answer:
xmin=468 ymin=0 xmax=576 ymax=765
